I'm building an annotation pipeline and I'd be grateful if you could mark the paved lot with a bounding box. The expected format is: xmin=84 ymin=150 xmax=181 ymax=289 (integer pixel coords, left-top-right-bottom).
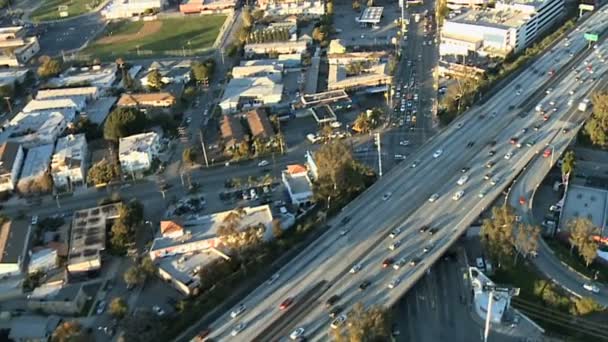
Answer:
xmin=333 ymin=0 xmax=400 ymax=47
xmin=37 ymin=13 xmax=105 ymax=57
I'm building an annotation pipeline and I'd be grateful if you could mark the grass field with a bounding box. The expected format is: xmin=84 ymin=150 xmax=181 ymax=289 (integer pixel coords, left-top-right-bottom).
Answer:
xmin=30 ymin=0 xmax=101 ymax=22
xmin=82 ymin=16 xmax=227 ymax=60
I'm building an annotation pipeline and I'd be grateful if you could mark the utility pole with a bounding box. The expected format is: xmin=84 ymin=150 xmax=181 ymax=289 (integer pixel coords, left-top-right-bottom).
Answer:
xmin=199 ymin=129 xmax=210 ymax=168
xmin=375 ymin=132 xmax=382 ymax=177
xmin=483 ymin=291 xmax=493 ymax=342
xmin=481 ymin=284 xmax=519 ymax=342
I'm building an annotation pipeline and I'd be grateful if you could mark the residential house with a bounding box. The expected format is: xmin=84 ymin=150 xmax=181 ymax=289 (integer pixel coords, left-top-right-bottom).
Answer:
xmin=117 ymin=92 xmax=176 ymax=109
xmin=51 ymin=134 xmax=88 ymax=190
xmin=0 ymin=142 xmax=24 ymax=193
xmin=0 ymin=68 xmax=29 ymax=88
xmin=245 ymin=108 xmax=275 ymax=149
xmin=36 ymin=86 xmax=99 ymax=101
xmin=118 ymin=132 xmax=160 ymax=174
xmin=219 ymin=115 xmax=245 ymax=151
xmin=140 ymin=60 xmax=192 ymax=88
xmin=282 ymin=164 xmax=314 ymax=207
xmin=48 ymin=64 xmax=117 ymax=89
xmin=17 ymin=143 xmax=54 ymax=193
xmin=2 ymin=110 xmax=70 ymax=148
xmin=0 ymin=26 xmax=40 ymax=67
xmin=0 ymin=220 xmax=30 ymax=277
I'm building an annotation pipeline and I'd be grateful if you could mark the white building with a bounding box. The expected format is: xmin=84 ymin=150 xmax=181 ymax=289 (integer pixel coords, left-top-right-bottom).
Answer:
xmin=48 ymin=64 xmax=117 ymax=90
xmin=36 ymin=87 xmax=99 ymax=101
xmin=282 ymin=164 xmax=314 ymax=207
xmin=0 ymin=26 xmax=40 ymax=67
xmin=22 ymin=97 xmax=86 ymax=113
xmin=258 ymin=0 xmax=324 ymax=16
xmin=441 ymin=0 xmax=565 ymax=56
xmin=17 ymin=143 xmax=54 ymax=191
xmin=102 ymin=0 xmax=167 ymax=19
xmin=0 ymin=220 xmax=29 ymax=277
xmin=469 ymin=267 xmax=511 ymax=323
xmin=119 ymin=132 xmax=160 ymax=174
xmin=28 ymin=248 xmax=58 ymax=274
xmin=0 ymin=142 xmax=24 ymax=193
xmin=2 ymin=110 xmax=70 ymax=148
xmin=219 ymin=76 xmax=283 ymax=114
xmin=244 ymin=40 xmax=308 ymax=57
xmin=447 ymin=0 xmax=489 ymax=9
xmin=139 ymin=60 xmax=192 ymax=88
xmin=231 ymin=64 xmax=284 ymax=79
xmin=51 ymin=134 xmax=88 ymax=190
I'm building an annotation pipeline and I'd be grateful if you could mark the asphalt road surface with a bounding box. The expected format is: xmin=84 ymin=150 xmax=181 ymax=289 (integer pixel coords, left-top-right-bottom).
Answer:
xmin=202 ymin=11 xmax=608 ymax=341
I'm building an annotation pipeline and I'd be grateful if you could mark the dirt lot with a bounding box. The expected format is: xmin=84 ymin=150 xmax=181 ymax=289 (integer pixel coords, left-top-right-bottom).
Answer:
xmin=96 ymin=21 xmax=162 ymax=45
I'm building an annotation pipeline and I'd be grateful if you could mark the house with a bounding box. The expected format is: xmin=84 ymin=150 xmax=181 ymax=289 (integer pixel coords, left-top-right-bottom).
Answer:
xmin=2 ymin=110 xmax=70 ymax=148
xmin=282 ymin=164 xmax=314 ymax=207
xmin=8 ymin=315 xmax=61 ymax=342
xmin=231 ymin=64 xmax=284 ymax=79
xmin=102 ymin=0 xmax=167 ymax=19
xmin=27 ymin=283 xmax=88 ymax=315
xmin=48 ymin=64 xmax=117 ymax=89
xmin=219 ymin=76 xmax=283 ymax=114
xmin=245 ymin=108 xmax=275 ymax=140
xmin=22 ymin=97 xmax=86 ymax=113
xmin=0 ymin=220 xmax=30 ymax=277
xmin=117 ymin=92 xmax=176 ymax=109
xmin=51 ymin=134 xmax=88 ymax=190
xmin=17 ymin=144 xmax=54 ymax=193
xmin=244 ymin=40 xmax=308 ymax=57
xmin=0 ymin=142 xmax=24 ymax=193
xmin=36 ymin=86 xmax=99 ymax=101
xmin=0 ymin=26 xmax=40 ymax=67
xmin=139 ymin=60 xmax=192 ymax=88
xmin=219 ymin=115 xmax=245 ymax=151
xmin=118 ymin=132 xmax=160 ymax=174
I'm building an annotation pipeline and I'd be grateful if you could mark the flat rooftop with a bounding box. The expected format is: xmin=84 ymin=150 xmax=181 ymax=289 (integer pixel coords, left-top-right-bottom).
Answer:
xmin=450 ymin=7 xmax=534 ymax=29
xmin=0 ymin=220 xmax=28 ymax=264
xmin=283 ymin=172 xmax=312 ymax=195
xmin=359 ymin=6 xmax=383 ymax=24
xmin=19 ymin=144 xmax=54 ymax=180
xmin=560 ymin=184 xmax=608 ymax=236
xmin=310 ymin=105 xmax=337 ymax=123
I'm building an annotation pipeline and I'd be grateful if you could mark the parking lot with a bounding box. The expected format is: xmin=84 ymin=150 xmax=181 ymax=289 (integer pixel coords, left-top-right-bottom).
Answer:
xmin=332 ymin=0 xmax=400 ymax=48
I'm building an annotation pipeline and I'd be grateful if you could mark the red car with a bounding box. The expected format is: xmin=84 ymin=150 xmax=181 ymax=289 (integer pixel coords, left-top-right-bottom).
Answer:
xmin=543 ymin=148 xmax=552 ymax=158
xmin=519 ymin=196 xmax=526 ymax=205
xmin=509 ymin=137 xmax=519 ymax=144
xmin=382 ymin=258 xmax=394 ymax=268
xmin=548 ymin=69 xmax=555 ymax=76
xmin=279 ymin=297 xmax=294 ymax=310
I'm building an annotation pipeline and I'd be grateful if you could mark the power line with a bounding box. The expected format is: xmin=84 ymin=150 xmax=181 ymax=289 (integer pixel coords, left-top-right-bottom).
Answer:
xmin=512 ymin=296 xmax=607 ymax=331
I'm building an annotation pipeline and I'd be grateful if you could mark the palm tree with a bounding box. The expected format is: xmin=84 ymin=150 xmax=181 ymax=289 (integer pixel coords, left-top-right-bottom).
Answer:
xmin=353 ymin=113 xmax=371 ymax=134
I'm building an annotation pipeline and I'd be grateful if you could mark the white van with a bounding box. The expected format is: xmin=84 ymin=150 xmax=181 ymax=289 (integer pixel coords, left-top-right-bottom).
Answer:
xmin=306 ymin=133 xmax=321 ymax=144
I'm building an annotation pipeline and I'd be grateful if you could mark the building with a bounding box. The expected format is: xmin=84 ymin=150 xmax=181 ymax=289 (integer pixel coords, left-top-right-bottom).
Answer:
xmin=28 ymin=248 xmax=58 ymax=274
xmin=220 ymin=76 xmax=283 ymax=114
xmin=2 ymin=110 xmax=69 ymax=148
xmin=117 ymin=92 xmax=176 ymax=109
xmin=245 ymin=108 xmax=275 ymax=140
xmin=36 ymin=87 xmax=99 ymax=101
xmin=219 ymin=115 xmax=245 ymax=151
xmin=469 ymin=267 xmax=511 ymax=323
xmin=27 ymin=283 xmax=88 ymax=315
xmin=447 ymin=0 xmax=489 ymax=9
xmin=0 ymin=220 xmax=30 ymax=277
xmin=102 ymin=0 xmax=167 ymax=19
xmin=327 ymin=51 xmax=389 ymax=65
xmin=441 ymin=0 xmax=565 ymax=56
xmin=0 ymin=142 xmax=24 ymax=193
xmin=282 ymin=164 xmax=313 ymax=207
xmin=118 ymin=132 xmax=160 ymax=174
xmin=558 ymin=184 xmax=608 ymax=238
xmin=48 ymin=64 xmax=117 ymax=89
xmin=22 ymin=97 xmax=86 ymax=113
xmin=257 ymin=0 xmax=324 ymax=16
xmin=17 ymin=144 xmax=54 ymax=192
xmin=305 ymin=150 xmax=318 ymax=179
xmin=80 ymin=96 xmax=117 ymax=125
xmin=231 ymin=64 xmax=284 ymax=79
xmin=51 ymin=134 xmax=88 ymax=190
xmin=157 ymin=248 xmax=228 ymax=295
xmin=67 ymin=204 xmax=120 ymax=274
xmin=357 ymin=6 xmax=383 ymax=25
xmin=179 ymin=0 xmax=236 ymax=13
xmin=8 ymin=315 xmax=61 ymax=342
xmin=244 ymin=40 xmax=308 ymax=57
xmin=328 ymin=62 xmax=392 ymax=91
xmin=0 ymin=26 xmax=40 ymax=67
xmin=0 ymin=68 xmax=29 ymax=88
xmin=139 ymin=60 xmax=192 ymax=88
xmin=437 ymin=60 xmax=486 ymax=79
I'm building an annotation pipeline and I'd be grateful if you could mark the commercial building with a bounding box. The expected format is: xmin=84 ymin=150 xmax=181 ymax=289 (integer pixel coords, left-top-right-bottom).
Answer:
xmin=447 ymin=0 xmax=489 ymax=9
xmin=245 ymin=108 xmax=275 ymax=140
xmin=257 ymin=0 xmax=324 ymax=16
xmin=17 ymin=144 xmax=54 ymax=192
xmin=219 ymin=115 xmax=245 ymax=151
xmin=441 ymin=0 xmax=565 ymax=56
xmin=51 ymin=134 xmax=88 ymax=190
xmin=28 ymin=248 xmax=59 ymax=274
xmin=219 ymin=76 xmax=283 ymax=114
xmin=559 ymin=184 xmax=608 ymax=238
xmin=0 ymin=220 xmax=30 ymax=277
xmin=102 ymin=0 xmax=167 ymax=19
xmin=437 ymin=60 xmax=486 ymax=79
xmin=231 ymin=64 xmax=284 ymax=79
xmin=67 ymin=204 xmax=120 ymax=274
xmin=469 ymin=267 xmax=511 ymax=323
xmin=244 ymin=40 xmax=308 ymax=57
xmin=8 ymin=315 xmax=60 ymax=342
xmin=22 ymin=97 xmax=86 ymax=113
xmin=327 ymin=51 xmax=389 ymax=65
xmin=328 ymin=62 xmax=392 ymax=91
xmin=157 ymin=248 xmax=228 ymax=295
xmin=357 ymin=6 xmax=383 ymax=25
xmin=0 ymin=68 xmax=29 ymax=88
xmin=179 ymin=0 xmax=236 ymax=13
xmin=27 ymin=283 xmax=88 ymax=315
xmin=0 ymin=26 xmax=40 ymax=67
xmin=117 ymin=92 xmax=176 ymax=109
xmin=118 ymin=132 xmax=160 ymax=174
xmin=48 ymin=64 xmax=117 ymax=89
xmin=282 ymin=164 xmax=314 ymax=207
xmin=36 ymin=87 xmax=99 ymax=101
xmin=0 ymin=142 xmax=24 ymax=193
xmin=139 ymin=60 xmax=192 ymax=88
xmin=2 ymin=110 xmax=70 ymax=148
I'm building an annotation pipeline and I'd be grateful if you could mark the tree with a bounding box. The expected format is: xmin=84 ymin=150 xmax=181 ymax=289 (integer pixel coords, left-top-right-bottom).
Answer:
xmin=119 ymin=310 xmax=163 ymax=342
xmin=312 ymin=26 xmax=327 ymax=44
xmin=67 ymin=117 xmax=101 ymax=140
xmin=272 ymin=219 xmax=283 ymax=239
xmin=124 ymin=266 xmax=145 ymax=287
xmin=514 ymin=224 xmax=540 ymax=263
xmin=104 ymin=107 xmax=148 ymax=141
xmin=182 ymin=147 xmax=196 ymax=165
xmin=139 ymin=256 xmax=156 ymax=276
xmin=37 ymin=55 xmax=62 ymax=78
xmin=585 ymin=91 xmax=608 ymax=147
xmin=88 ymin=159 xmax=119 ymax=185
xmin=191 ymin=61 xmax=212 ymax=84
xmin=252 ymin=9 xmax=264 ymax=21
xmin=353 ymin=112 xmax=371 ymax=134
xmin=109 ymin=297 xmax=128 ymax=318
xmin=480 ymin=205 xmax=516 ymax=267
xmin=568 ymin=217 xmax=599 ymax=266
xmin=571 ymin=297 xmax=604 ymax=316
xmin=146 ymin=69 xmax=163 ymax=90
xmin=242 ymin=8 xmax=254 ymax=28
xmin=561 ymin=150 xmax=575 ymax=178
xmin=52 ymin=321 xmax=87 ymax=342
xmin=332 ymin=303 xmax=391 ymax=341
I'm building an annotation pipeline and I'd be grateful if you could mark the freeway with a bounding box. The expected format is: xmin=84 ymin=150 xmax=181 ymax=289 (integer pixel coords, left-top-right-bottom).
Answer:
xmin=203 ymin=10 xmax=608 ymax=342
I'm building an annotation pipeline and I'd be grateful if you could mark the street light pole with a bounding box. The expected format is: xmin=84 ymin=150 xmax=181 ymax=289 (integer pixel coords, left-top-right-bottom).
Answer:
xmin=199 ymin=129 xmax=210 ymax=168
xmin=376 ymin=132 xmax=382 ymax=177
xmin=483 ymin=290 xmax=493 ymax=342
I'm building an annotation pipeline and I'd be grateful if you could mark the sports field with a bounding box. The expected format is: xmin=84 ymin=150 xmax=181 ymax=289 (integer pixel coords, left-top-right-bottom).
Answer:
xmin=81 ymin=16 xmax=227 ymax=60
xmin=31 ymin=0 xmax=100 ymax=22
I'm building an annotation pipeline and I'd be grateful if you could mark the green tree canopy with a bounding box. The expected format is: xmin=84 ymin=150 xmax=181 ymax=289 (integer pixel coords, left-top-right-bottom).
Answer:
xmin=109 ymin=297 xmax=128 ymax=318
xmin=568 ymin=217 xmax=599 ymax=267
xmin=146 ymin=69 xmax=163 ymax=90
xmin=124 ymin=265 xmax=145 ymax=287
xmin=88 ymin=159 xmax=119 ymax=185
xmin=585 ymin=91 xmax=608 ymax=147
xmin=561 ymin=150 xmax=575 ymax=178
xmin=481 ymin=205 xmax=516 ymax=266
xmin=104 ymin=107 xmax=148 ymax=141
xmin=37 ymin=55 xmax=62 ymax=79
xmin=51 ymin=321 xmax=87 ymax=342
xmin=331 ymin=303 xmax=391 ymax=341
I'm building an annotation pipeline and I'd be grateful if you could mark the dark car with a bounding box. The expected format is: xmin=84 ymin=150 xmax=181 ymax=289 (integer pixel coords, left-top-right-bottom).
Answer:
xmin=410 ymin=257 xmax=422 ymax=266
xmin=359 ymin=281 xmax=371 ymax=290
xmin=429 ymin=228 xmax=439 ymax=235
xmin=279 ymin=297 xmax=294 ymax=310
xmin=419 ymin=225 xmax=430 ymax=233
xmin=488 ymin=150 xmax=496 ymax=156
xmin=329 ymin=306 xmax=342 ymax=318
xmin=340 ymin=216 xmax=351 ymax=225
xmin=325 ymin=295 xmax=340 ymax=308
xmin=382 ymin=258 xmax=394 ymax=268
xmin=461 ymin=167 xmax=470 ymax=173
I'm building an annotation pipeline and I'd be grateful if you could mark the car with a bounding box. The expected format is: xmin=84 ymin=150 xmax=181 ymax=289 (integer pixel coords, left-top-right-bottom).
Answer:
xmin=340 ymin=216 xmax=351 ymax=225
xmin=419 ymin=225 xmax=430 ymax=233
xmin=359 ymin=281 xmax=371 ymax=290
xmin=432 ymin=149 xmax=443 ymax=158
xmin=461 ymin=167 xmax=470 ymax=173
xmin=488 ymin=140 xmax=497 ymax=147
xmin=409 ymin=257 xmax=422 ymax=266
xmin=399 ymin=140 xmax=410 ymax=146
xmin=486 ymin=161 xmax=495 ymax=168
xmin=382 ymin=192 xmax=392 ymax=201
xmin=510 ymin=137 xmax=519 ymax=144
xmin=279 ymin=297 xmax=294 ymax=310
xmin=423 ymin=244 xmax=434 ymax=253
xmin=267 ymin=273 xmax=280 ymax=285
xmin=290 ymin=327 xmax=305 ymax=340
xmin=257 ymin=160 xmax=269 ymax=167
xmin=330 ymin=314 xmax=347 ymax=329
xmin=429 ymin=228 xmax=438 ymax=235
xmin=388 ymin=277 xmax=401 ymax=289
xmin=484 ymin=173 xmax=492 ymax=180
xmin=393 ymin=257 xmax=407 ymax=270
xmin=583 ymin=283 xmax=600 ymax=293
xmin=410 ymin=160 xmax=420 ymax=168
xmin=546 ymin=87 xmax=553 ymax=94
xmin=152 ymin=305 xmax=165 ymax=316
xmin=329 ymin=306 xmax=342 ymax=318
xmin=389 ymin=240 xmax=401 ymax=250
xmin=350 ymin=264 xmax=362 ymax=274
xmin=534 ymin=124 xmax=541 ymax=131
xmin=231 ymin=322 xmax=247 ymax=336
xmin=491 ymin=176 xmax=501 ymax=185
xmin=466 ymin=141 xmax=475 ymax=148
xmin=526 ymin=139 xmax=536 ymax=147
xmin=230 ymin=304 xmax=246 ymax=318
xmin=325 ymin=295 xmax=340 ymax=307
xmin=31 ymin=215 xmax=38 ymax=225
xmin=478 ymin=189 xmax=488 ymax=198
xmin=394 ymin=154 xmax=407 ymax=160
xmin=457 ymin=175 xmax=469 ymax=185
xmin=504 ymin=152 xmax=513 ymax=160
xmin=382 ymin=258 xmax=394 ymax=268
xmin=96 ymin=300 xmax=107 ymax=315
xmin=428 ymin=193 xmax=439 ymax=202
xmin=453 ymin=190 xmax=464 ymax=200
xmin=389 ymin=228 xmax=402 ymax=238
xmin=543 ymin=148 xmax=552 ymax=158
xmin=489 ymin=150 xmax=496 ymax=156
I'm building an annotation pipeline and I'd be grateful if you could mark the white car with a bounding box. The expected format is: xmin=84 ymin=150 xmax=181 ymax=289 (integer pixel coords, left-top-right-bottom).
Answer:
xmin=258 ymin=160 xmax=269 ymax=167
xmin=389 ymin=228 xmax=402 ymax=238
xmin=504 ymin=152 xmax=513 ymax=160
xmin=290 ymin=327 xmax=305 ymax=340
xmin=230 ymin=304 xmax=246 ymax=318
xmin=399 ymin=140 xmax=410 ymax=146
xmin=152 ymin=305 xmax=165 ymax=316
xmin=428 ymin=193 xmax=439 ymax=202
xmin=457 ymin=175 xmax=469 ymax=186
xmin=433 ymin=149 xmax=443 ymax=158
xmin=383 ymin=192 xmax=392 ymax=201
xmin=330 ymin=315 xmax=347 ymax=329
xmin=350 ymin=264 xmax=362 ymax=274
xmin=491 ymin=176 xmax=501 ymax=186
xmin=478 ymin=189 xmax=487 ymax=198
xmin=31 ymin=215 xmax=38 ymax=225
xmin=389 ymin=240 xmax=401 ymax=251
xmin=231 ymin=322 xmax=247 ymax=336
xmin=452 ymin=190 xmax=464 ymax=201
xmin=583 ymin=283 xmax=600 ymax=293
xmin=267 ymin=273 xmax=280 ymax=285
xmin=388 ymin=277 xmax=401 ymax=289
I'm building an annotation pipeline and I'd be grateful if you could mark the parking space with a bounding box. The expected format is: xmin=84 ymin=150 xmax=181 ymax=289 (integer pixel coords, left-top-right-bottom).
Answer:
xmin=332 ymin=0 xmax=400 ymax=48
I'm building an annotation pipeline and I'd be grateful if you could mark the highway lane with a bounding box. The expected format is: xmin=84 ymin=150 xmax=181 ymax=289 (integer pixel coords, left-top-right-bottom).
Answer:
xmin=201 ymin=12 xmax=608 ymax=341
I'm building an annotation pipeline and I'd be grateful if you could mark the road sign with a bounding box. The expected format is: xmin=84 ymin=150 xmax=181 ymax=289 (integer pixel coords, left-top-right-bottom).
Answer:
xmin=579 ymin=3 xmax=594 ymax=11
xmin=584 ymin=32 xmax=599 ymax=42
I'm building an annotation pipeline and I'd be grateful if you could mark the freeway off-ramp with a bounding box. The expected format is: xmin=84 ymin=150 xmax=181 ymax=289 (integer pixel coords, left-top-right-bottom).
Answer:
xmin=203 ymin=10 xmax=608 ymax=342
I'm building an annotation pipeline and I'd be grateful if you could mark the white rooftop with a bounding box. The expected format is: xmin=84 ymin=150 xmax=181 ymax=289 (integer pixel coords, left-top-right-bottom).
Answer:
xmin=22 ymin=97 xmax=86 ymax=113
xmin=20 ymin=144 xmax=54 ymax=180
xmin=36 ymin=87 xmax=98 ymax=100
xmin=119 ymin=132 xmax=159 ymax=156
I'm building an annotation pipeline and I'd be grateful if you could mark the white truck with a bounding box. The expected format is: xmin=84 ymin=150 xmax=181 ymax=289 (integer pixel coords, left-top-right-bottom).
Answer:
xmin=414 ymin=13 xmax=420 ymax=23
xmin=578 ymin=98 xmax=591 ymax=111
